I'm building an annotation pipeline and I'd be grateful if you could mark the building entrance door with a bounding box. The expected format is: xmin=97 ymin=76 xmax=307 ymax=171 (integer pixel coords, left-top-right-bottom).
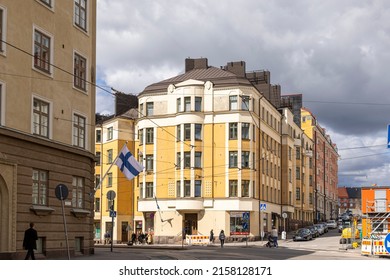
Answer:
xmin=184 ymin=213 xmax=198 ymax=236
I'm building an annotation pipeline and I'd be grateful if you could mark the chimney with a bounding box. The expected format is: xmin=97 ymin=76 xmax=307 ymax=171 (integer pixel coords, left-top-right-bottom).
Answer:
xmin=224 ymin=61 xmax=246 ymax=77
xmin=185 ymin=58 xmax=208 ymax=72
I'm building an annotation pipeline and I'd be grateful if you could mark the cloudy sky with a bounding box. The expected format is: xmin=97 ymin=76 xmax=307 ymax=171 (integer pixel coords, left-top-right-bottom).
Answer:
xmin=96 ymin=0 xmax=390 ymax=187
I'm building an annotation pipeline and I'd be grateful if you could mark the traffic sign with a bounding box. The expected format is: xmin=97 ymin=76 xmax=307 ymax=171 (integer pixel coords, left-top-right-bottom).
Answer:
xmin=388 ymin=124 xmax=390 ymax=148
xmin=242 ymin=222 xmax=248 ymax=230
xmin=107 ymin=190 xmax=116 ymax=200
xmin=109 ymin=210 xmax=117 ymax=218
xmin=260 ymin=203 xmax=266 ymax=211
xmin=384 ymin=233 xmax=390 ymax=254
xmin=242 ymin=212 xmax=249 ymax=220
xmin=55 ymin=184 xmax=69 ymax=200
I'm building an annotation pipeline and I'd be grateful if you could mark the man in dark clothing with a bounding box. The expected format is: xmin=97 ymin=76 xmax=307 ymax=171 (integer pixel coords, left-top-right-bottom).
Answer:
xmin=23 ymin=222 xmax=38 ymax=260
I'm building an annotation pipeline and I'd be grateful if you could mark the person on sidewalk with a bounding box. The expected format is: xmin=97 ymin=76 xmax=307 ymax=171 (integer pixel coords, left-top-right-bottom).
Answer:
xmin=23 ymin=222 xmax=38 ymax=260
xmin=209 ymin=229 xmax=214 ymax=244
xmin=271 ymin=226 xmax=278 ymax=248
xmin=219 ymin=230 xmax=225 ymax=248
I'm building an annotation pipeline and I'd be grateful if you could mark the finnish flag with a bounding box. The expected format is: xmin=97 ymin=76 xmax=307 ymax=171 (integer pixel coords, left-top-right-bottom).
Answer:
xmin=115 ymin=145 xmax=144 ymax=180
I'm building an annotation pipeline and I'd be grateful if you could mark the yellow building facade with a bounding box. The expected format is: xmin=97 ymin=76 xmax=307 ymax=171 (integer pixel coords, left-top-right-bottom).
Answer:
xmin=94 ymin=110 xmax=137 ymax=244
xmin=134 ymin=59 xmax=289 ymax=243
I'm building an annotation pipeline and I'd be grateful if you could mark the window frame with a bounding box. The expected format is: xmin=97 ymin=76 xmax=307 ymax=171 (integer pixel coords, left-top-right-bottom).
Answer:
xmin=33 ymin=28 xmax=52 ymax=74
xmin=145 ymin=154 xmax=154 ymax=171
xmin=72 ymin=176 xmax=84 ymax=208
xmin=184 ymin=151 xmax=191 ymax=169
xmin=241 ymin=151 xmax=250 ymax=169
xmin=146 ymin=128 xmax=154 ymax=144
xmin=241 ymin=180 xmax=250 ymax=197
xmin=73 ymin=113 xmax=86 ymax=148
xmin=0 ymin=6 xmax=6 ymax=54
xmin=229 ymin=151 xmax=238 ymax=168
xmin=32 ymin=169 xmax=48 ymax=206
xmin=74 ymin=0 xmax=87 ymax=31
xmin=195 ymin=97 xmax=202 ymax=112
xmin=145 ymin=182 xmax=153 ymax=198
xmin=194 ymin=152 xmax=202 ymax=168
xmin=195 ymin=124 xmax=202 ymax=140
xmin=74 ymin=52 xmax=87 ymax=91
xmin=229 ymin=180 xmax=238 ymax=197
xmin=242 ymin=123 xmax=250 ymax=140
xmin=184 ymin=124 xmax=191 ymax=140
xmin=32 ymin=97 xmax=50 ymax=138
xmin=107 ymin=127 xmax=113 ymax=140
xmin=229 ymin=123 xmax=238 ymax=140
xmin=229 ymin=95 xmax=238 ymax=110
xmin=184 ymin=97 xmax=191 ymax=112
xmin=146 ymin=102 xmax=154 ymax=116
xmin=241 ymin=95 xmax=250 ymax=111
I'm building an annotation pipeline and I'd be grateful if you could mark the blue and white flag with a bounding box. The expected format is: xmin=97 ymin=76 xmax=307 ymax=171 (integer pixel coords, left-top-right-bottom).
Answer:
xmin=115 ymin=145 xmax=144 ymax=180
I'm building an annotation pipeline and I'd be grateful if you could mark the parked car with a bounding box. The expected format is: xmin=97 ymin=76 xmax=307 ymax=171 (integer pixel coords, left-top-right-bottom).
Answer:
xmin=305 ymin=226 xmax=319 ymax=238
xmin=314 ymin=224 xmax=325 ymax=235
xmin=320 ymin=222 xmax=329 ymax=233
xmin=293 ymin=228 xmax=313 ymax=241
xmin=326 ymin=220 xmax=337 ymax=229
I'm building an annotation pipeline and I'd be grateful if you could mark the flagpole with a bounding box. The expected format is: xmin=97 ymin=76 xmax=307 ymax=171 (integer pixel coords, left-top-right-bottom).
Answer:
xmin=95 ymin=141 xmax=128 ymax=191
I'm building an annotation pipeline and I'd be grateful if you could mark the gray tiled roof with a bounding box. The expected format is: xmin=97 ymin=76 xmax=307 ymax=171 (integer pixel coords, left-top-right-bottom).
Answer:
xmin=140 ymin=66 xmax=253 ymax=95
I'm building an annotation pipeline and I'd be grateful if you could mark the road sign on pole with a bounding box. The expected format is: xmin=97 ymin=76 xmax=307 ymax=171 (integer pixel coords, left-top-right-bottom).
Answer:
xmin=384 ymin=233 xmax=390 ymax=254
xmin=387 ymin=124 xmax=390 ymax=148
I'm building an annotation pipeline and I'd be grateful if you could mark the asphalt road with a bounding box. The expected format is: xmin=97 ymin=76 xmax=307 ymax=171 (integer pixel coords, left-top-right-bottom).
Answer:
xmin=69 ymin=229 xmax=381 ymax=260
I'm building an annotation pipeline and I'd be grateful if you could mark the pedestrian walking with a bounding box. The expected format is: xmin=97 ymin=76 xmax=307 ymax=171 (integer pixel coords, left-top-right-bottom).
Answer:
xmin=219 ymin=230 xmax=225 ymax=248
xmin=104 ymin=231 xmax=111 ymax=244
xmin=23 ymin=222 xmax=38 ymax=260
xmin=271 ymin=226 xmax=278 ymax=248
xmin=209 ymin=229 xmax=214 ymax=244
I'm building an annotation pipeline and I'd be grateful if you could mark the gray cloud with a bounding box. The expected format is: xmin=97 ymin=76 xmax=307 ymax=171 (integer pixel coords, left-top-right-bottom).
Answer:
xmin=96 ymin=0 xmax=390 ymax=186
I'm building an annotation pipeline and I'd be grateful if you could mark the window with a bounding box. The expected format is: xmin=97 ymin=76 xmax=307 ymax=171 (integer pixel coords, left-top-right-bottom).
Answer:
xmin=74 ymin=53 xmax=87 ymax=91
xmin=195 ymin=180 xmax=202 ymax=197
xmin=241 ymin=180 xmax=249 ymax=197
xmin=184 ymin=180 xmax=191 ymax=197
xmin=229 ymin=151 xmax=238 ymax=168
xmin=0 ymin=7 xmax=5 ymax=53
xmin=229 ymin=96 xmax=238 ymax=110
xmin=229 ymin=180 xmax=238 ymax=197
xmin=176 ymin=125 xmax=181 ymax=141
xmin=74 ymin=0 xmax=87 ymax=31
xmin=177 ymin=98 xmax=181 ymax=112
xmin=176 ymin=152 xmax=181 ymax=169
xmin=184 ymin=152 xmax=191 ymax=168
xmin=296 ymin=147 xmax=301 ymax=160
xmin=73 ymin=114 xmax=86 ymax=148
xmin=32 ymin=169 xmax=48 ymax=205
xmin=146 ymin=102 xmax=153 ymax=116
xmin=288 ymin=168 xmax=292 ymax=183
xmin=34 ymin=29 xmax=51 ymax=73
xmin=40 ymin=0 xmax=52 ymax=7
xmin=241 ymin=95 xmax=250 ymax=110
xmin=184 ymin=97 xmax=191 ymax=111
xmin=96 ymin=130 xmax=101 ymax=143
xmin=145 ymin=155 xmax=153 ymax=171
xmin=145 ymin=182 xmax=153 ymax=198
xmin=296 ymin=187 xmax=300 ymax=200
xmin=33 ymin=98 xmax=49 ymax=137
xmin=242 ymin=123 xmax=250 ymax=140
xmin=107 ymin=149 xmax=113 ymax=164
xmin=72 ymin=176 xmax=84 ymax=208
xmin=95 ymin=197 xmax=100 ymax=212
xmin=107 ymin=127 xmax=113 ymax=140
xmin=296 ymin=167 xmax=300 ymax=180
xmin=146 ymin=128 xmax=154 ymax=144
xmin=195 ymin=97 xmax=202 ymax=112
xmin=195 ymin=124 xmax=202 ymax=140
xmin=107 ymin=173 xmax=112 ymax=187
xmin=95 ymin=174 xmax=100 ymax=188
xmin=230 ymin=212 xmax=249 ymax=235
xmin=138 ymin=129 xmax=143 ymax=144
xmin=194 ymin=152 xmax=202 ymax=168
xmin=229 ymin=123 xmax=238 ymax=139
xmin=96 ymin=152 xmax=101 ymax=165
xmin=241 ymin=151 xmax=250 ymax=168
xmin=139 ymin=103 xmax=143 ymax=117
xmin=176 ymin=181 xmax=181 ymax=197
xmin=184 ymin=124 xmax=191 ymax=140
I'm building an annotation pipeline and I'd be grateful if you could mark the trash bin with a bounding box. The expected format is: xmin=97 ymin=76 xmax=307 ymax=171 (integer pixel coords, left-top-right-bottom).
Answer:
xmin=281 ymin=231 xmax=286 ymax=240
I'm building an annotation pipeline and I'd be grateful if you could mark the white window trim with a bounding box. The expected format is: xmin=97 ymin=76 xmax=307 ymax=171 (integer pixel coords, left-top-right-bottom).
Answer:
xmin=32 ymin=25 xmax=54 ymax=77
xmin=72 ymin=110 xmax=89 ymax=150
xmin=72 ymin=49 xmax=89 ymax=94
xmin=36 ymin=0 xmax=55 ymax=11
xmin=73 ymin=0 xmax=89 ymax=34
xmin=0 ymin=80 xmax=5 ymax=126
xmin=0 ymin=5 xmax=7 ymax=56
xmin=31 ymin=93 xmax=53 ymax=139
